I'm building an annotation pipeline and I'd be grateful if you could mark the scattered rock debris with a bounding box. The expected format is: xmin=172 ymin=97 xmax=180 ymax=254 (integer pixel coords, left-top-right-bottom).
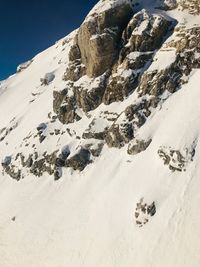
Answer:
xmin=135 ymin=198 xmax=156 ymax=227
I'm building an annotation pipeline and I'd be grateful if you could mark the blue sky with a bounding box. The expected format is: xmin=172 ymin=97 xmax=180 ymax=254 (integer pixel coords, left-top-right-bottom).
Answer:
xmin=0 ymin=0 xmax=98 ymax=80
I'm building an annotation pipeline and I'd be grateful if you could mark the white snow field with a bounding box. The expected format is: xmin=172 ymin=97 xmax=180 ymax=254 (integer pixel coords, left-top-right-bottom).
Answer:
xmin=0 ymin=0 xmax=200 ymax=266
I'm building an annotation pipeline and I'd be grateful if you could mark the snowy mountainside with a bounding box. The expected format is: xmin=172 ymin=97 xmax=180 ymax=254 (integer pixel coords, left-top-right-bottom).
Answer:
xmin=0 ymin=0 xmax=200 ymax=266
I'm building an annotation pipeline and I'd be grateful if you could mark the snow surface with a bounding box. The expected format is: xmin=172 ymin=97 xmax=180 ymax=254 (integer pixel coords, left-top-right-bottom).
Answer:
xmin=0 ymin=1 xmax=200 ymax=267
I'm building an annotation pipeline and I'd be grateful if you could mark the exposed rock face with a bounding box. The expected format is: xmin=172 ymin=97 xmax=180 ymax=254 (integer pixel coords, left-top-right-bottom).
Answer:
xmin=68 ymin=44 xmax=81 ymax=61
xmin=138 ymin=65 xmax=181 ymax=96
xmin=105 ymin=122 xmax=134 ymax=148
xmin=103 ymin=69 xmax=138 ymax=105
xmin=76 ymin=2 xmax=133 ymax=77
xmin=64 ymin=60 xmax=86 ymax=82
xmin=74 ymin=73 xmax=109 ymax=112
xmin=53 ymin=89 xmax=81 ymax=124
xmin=65 ymin=148 xmax=91 ymax=171
xmin=158 ymin=145 xmax=196 ymax=172
xmin=85 ymin=142 xmax=104 ymax=157
xmin=128 ymin=139 xmax=152 ymax=155
xmin=103 ymin=11 xmax=172 ymax=104
xmin=3 ymin=165 xmax=21 ymax=181
xmin=105 ymin=98 xmax=156 ymax=148
xmin=138 ymin=27 xmax=200 ymax=97
xmin=121 ymin=10 xmax=171 ymax=54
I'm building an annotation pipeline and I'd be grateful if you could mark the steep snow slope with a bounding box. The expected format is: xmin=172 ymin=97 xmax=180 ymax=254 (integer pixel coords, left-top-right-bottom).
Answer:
xmin=0 ymin=0 xmax=200 ymax=266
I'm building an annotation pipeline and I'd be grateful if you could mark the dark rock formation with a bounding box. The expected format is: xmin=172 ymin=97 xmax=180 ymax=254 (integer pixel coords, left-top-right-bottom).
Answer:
xmin=135 ymin=198 xmax=156 ymax=227
xmin=105 ymin=123 xmax=134 ymax=148
xmin=128 ymin=139 xmax=152 ymax=155
xmin=74 ymin=73 xmax=109 ymax=112
xmin=158 ymin=145 xmax=196 ymax=172
xmin=53 ymin=90 xmax=81 ymax=124
xmin=65 ymin=148 xmax=91 ymax=171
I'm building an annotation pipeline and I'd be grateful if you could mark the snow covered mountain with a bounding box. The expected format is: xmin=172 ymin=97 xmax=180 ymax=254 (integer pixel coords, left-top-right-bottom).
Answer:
xmin=0 ymin=0 xmax=199 ymax=266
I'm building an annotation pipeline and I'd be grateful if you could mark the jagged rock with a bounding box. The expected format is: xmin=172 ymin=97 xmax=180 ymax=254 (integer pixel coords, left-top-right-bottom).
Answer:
xmin=58 ymin=95 xmax=81 ymax=124
xmin=138 ymin=66 xmax=181 ymax=96
xmin=103 ymin=10 xmax=172 ymax=105
xmin=65 ymin=148 xmax=91 ymax=171
xmin=128 ymin=139 xmax=152 ymax=155
xmin=30 ymin=151 xmax=58 ymax=177
xmin=82 ymin=117 xmax=109 ymax=140
xmin=121 ymin=10 xmax=171 ymax=55
xmin=4 ymin=167 xmax=21 ymax=181
xmin=103 ymin=69 xmax=138 ymax=105
xmin=68 ymin=44 xmax=81 ymax=61
xmin=82 ymin=131 xmax=106 ymax=140
xmin=64 ymin=60 xmax=86 ymax=82
xmin=105 ymin=123 xmax=134 ymax=148
xmin=120 ymin=52 xmax=153 ymax=70
xmin=158 ymin=146 xmax=195 ymax=172
xmin=147 ymin=202 xmax=156 ymax=216
xmin=53 ymin=89 xmax=68 ymax=114
xmin=138 ymin=46 xmax=200 ymax=97
xmin=76 ymin=1 xmax=133 ymax=77
xmin=74 ymin=74 xmax=108 ymax=112
xmin=85 ymin=143 xmax=104 ymax=157
xmin=53 ymin=90 xmax=81 ymax=124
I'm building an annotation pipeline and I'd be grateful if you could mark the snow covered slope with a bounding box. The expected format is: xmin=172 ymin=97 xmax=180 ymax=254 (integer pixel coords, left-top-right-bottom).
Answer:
xmin=0 ymin=0 xmax=200 ymax=266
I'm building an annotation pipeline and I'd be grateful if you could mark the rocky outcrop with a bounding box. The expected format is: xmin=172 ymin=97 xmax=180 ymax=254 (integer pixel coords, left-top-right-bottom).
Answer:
xmin=64 ymin=60 xmax=86 ymax=82
xmin=121 ymin=10 xmax=171 ymax=55
xmin=158 ymin=145 xmax=196 ymax=172
xmin=76 ymin=2 xmax=133 ymax=77
xmin=135 ymin=198 xmax=156 ymax=227
xmin=53 ymin=89 xmax=81 ymax=124
xmin=103 ymin=69 xmax=138 ymax=105
xmin=65 ymin=148 xmax=91 ymax=171
xmin=74 ymin=73 xmax=109 ymax=112
xmin=128 ymin=139 xmax=152 ymax=155
xmin=138 ymin=65 xmax=181 ymax=96
xmin=105 ymin=97 xmax=158 ymax=148
xmin=105 ymin=122 xmax=134 ymax=148
xmin=138 ymin=27 xmax=200 ymax=97
xmin=103 ymin=11 xmax=172 ymax=105
xmin=85 ymin=142 xmax=104 ymax=157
